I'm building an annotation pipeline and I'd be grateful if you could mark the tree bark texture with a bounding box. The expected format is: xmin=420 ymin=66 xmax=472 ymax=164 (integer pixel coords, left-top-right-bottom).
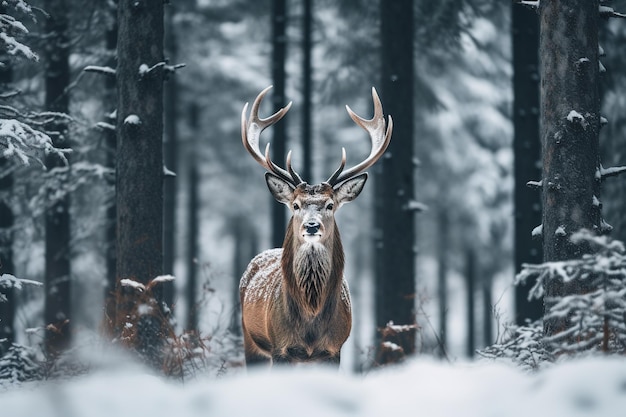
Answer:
xmin=539 ymin=0 xmax=601 ymax=336
xmin=375 ymin=0 xmax=416 ymax=356
xmin=301 ymin=0 xmax=312 ymax=182
xmin=44 ymin=0 xmax=72 ymax=356
xmin=104 ymin=0 xmax=118 ymax=331
xmin=512 ymin=1 xmax=543 ymax=325
xmin=115 ymin=0 xmax=164 ymax=318
xmin=186 ymin=155 xmax=198 ymax=333
xmin=0 ymin=13 xmax=15 ymax=353
xmin=162 ymin=5 xmax=178 ymax=308
xmin=271 ymin=0 xmax=288 ymax=248
xmin=0 ymin=157 xmax=14 ymax=354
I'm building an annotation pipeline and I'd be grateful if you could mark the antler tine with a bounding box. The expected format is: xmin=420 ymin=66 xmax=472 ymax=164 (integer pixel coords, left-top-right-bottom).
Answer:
xmin=264 ymin=144 xmax=303 ymax=186
xmin=286 ymin=150 xmax=304 ymax=185
xmin=326 ymin=87 xmax=393 ymax=186
xmin=325 ymin=147 xmax=346 ymax=186
xmin=242 ymin=86 xmax=302 ymax=185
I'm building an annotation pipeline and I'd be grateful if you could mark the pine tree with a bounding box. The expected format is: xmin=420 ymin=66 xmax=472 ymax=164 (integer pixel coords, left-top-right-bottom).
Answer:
xmin=43 ymin=0 xmax=72 ymax=357
xmin=538 ymin=0 xmax=602 ymax=341
xmin=375 ymin=0 xmax=417 ymax=360
xmin=115 ymin=0 xmax=167 ymax=368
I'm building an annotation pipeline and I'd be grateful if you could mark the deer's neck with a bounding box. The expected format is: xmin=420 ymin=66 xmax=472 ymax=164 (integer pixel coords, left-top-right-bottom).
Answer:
xmin=281 ymin=222 xmax=344 ymax=318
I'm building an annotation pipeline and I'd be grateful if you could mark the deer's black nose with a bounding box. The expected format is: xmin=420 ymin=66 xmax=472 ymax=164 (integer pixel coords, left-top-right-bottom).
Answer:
xmin=305 ymin=221 xmax=320 ymax=235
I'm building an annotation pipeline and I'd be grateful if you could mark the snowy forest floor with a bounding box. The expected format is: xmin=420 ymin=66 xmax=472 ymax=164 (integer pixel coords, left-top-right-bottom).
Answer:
xmin=1 ymin=351 xmax=625 ymax=417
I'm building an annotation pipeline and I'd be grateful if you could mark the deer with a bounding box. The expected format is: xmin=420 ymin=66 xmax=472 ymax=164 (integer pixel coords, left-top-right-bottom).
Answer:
xmin=239 ymin=86 xmax=392 ymax=367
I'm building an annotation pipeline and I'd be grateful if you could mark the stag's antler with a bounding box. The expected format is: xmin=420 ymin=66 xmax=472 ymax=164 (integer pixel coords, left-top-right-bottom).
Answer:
xmin=241 ymin=86 xmax=303 ymax=186
xmin=326 ymin=87 xmax=393 ymax=186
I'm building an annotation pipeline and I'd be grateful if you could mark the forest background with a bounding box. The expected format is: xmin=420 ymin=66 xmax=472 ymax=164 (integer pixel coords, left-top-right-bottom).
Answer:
xmin=1 ymin=0 xmax=626 ymax=379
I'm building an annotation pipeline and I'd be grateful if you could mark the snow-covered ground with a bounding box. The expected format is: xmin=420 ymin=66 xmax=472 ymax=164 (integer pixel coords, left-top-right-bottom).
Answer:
xmin=1 ymin=356 xmax=625 ymax=417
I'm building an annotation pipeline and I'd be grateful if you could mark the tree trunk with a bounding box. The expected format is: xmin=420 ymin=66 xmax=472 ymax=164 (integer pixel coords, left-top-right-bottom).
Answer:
xmin=0 ymin=157 xmax=14 ymax=355
xmin=186 ymin=159 xmax=198 ymax=333
xmin=512 ymin=0 xmax=543 ymax=325
xmin=0 ymin=14 xmax=15 ymax=354
xmin=271 ymin=0 xmax=288 ymax=248
xmin=301 ymin=0 xmax=312 ymax=182
xmin=539 ymin=0 xmax=601 ymax=338
xmin=437 ymin=209 xmax=448 ymax=356
xmin=230 ymin=215 xmax=258 ymax=336
xmin=44 ymin=0 xmax=72 ymax=357
xmin=185 ymin=102 xmax=199 ymax=333
xmin=375 ymin=0 xmax=416 ymax=356
xmin=162 ymin=4 xmax=178 ymax=309
xmin=103 ymin=0 xmax=118 ymax=332
xmin=465 ymin=248 xmax=475 ymax=357
xmin=482 ymin=275 xmax=493 ymax=346
xmin=115 ymin=0 xmax=165 ymax=364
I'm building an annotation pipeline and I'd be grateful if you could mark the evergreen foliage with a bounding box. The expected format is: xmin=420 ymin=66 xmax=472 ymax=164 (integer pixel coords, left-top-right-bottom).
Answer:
xmin=481 ymin=231 xmax=626 ymax=368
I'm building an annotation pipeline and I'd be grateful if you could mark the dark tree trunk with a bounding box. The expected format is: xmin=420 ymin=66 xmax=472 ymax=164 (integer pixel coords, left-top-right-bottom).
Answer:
xmin=437 ymin=209 xmax=448 ymax=355
xmin=44 ymin=0 xmax=72 ymax=357
xmin=512 ymin=0 xmax=543 ymax=325
xmin=0 ymin=13 xmax=15 ymax=354
xmin=185 ymin=160 xmax=198 ymax=333
xmin=162 ymin=4 xmax=178 ymax=309
xmin=115 ymin=0 xmax=165 ymax=361
xmin=482 ymin=276 xmax=493 ymax=346
xmin=375 ymin=0 xmax=416 ymax=356
xmin=184 ymin=102 xmax=199 ymax=333
xmin=103 ymin=0 xmax=118 ymax=331
xmin=0 ymin=157 xmax=14 ymax=355
xmin=230 ymin=216 xmax=258 ymax=336
xmin=539 ymin=1 xmax=601 ymax=338
xmin=271 ymin=0 xmax=288 ymax=248
xmin=465 ymin=248 xmax=475 ymax=358
xmin=301 ymin=0 xmax=312 ymax=182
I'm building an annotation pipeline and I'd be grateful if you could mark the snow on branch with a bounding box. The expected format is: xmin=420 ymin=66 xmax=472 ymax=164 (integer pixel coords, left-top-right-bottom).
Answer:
xmin=163 ymin=165 xmax=176 ymax=177
xmin=600 ymin=115 xmax=608 ymax=127
xmin=120 ymin=275 xmax=176 ymax=293
xmin=124 ymin=114 xmax=141 ymax=125
xmin=403 ymin=200 xmax=427 ymax=212
xmin=27 ymin=162 xmax=113 ymax=217
xmin=600 ymin=5 xmax=626 ymax=19
xmin=83 ymin=65 xmax=116 ymax=76
xmin=515 ymin=229 xmax=626 ymax=356
xmin=120 ymin=279 xmax=146 ymax=292
xmin=597 ymin=163 xmax=626 ymax=181
xmin=0 ymin=9 xmax=38 ymax=61
xmin=566 ymin=110 xmax=588 ymax=129
xmin=0 ymin=118 xmax=68 ymax=167
xmin=1 ymin=273 xmax=42 ymax=303
xmin=95 ymin=121 xmax=115 ymax=131
xmin=164 ymin=63 xmax=186 ymax=75
xmin=526 ymin=179 xmax=542 ymax=189
xmin=0 ymin=274 xmax=42 ymax=291
xmin=515 ymin=0 xmax=539 ymax=11
xmin=139 ymin=62 xmax=165 ymax=77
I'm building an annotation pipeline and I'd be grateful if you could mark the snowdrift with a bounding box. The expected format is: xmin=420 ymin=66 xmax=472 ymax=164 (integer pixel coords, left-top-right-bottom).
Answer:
xmin=1 ymin=357 xmax=625 ymax=417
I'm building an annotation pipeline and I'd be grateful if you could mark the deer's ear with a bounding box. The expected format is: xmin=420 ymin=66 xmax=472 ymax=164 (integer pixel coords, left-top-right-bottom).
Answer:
xmin=334 ymin=173 xmax=367 ymax=207
xmin=265 ymin=172 xmax=295 ymax=205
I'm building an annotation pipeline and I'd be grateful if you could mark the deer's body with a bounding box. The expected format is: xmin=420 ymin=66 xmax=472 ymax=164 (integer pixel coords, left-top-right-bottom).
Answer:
xmin=239 ymin=87 xmax=391 ymax=367
xmin=240 ymin=243 xmax=351 ymax=364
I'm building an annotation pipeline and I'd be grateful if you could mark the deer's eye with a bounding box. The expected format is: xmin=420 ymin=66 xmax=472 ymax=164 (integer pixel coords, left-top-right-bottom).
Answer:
xmin=293 ymin=203 xmax=300 ymax=211
xmin=326 ymin=203 xmax=334 ymax=211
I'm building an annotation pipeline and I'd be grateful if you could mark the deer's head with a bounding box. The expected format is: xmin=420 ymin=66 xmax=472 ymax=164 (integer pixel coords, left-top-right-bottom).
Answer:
xmin=241 ymin=86 xmax=393 ymax=247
